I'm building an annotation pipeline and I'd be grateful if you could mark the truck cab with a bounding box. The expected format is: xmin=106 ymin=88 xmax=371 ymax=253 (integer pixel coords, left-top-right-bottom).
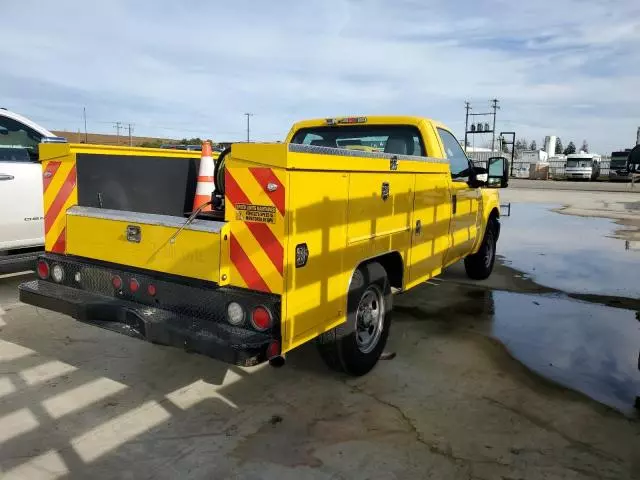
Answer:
xmin=609 ymin=150 xmax=631 ymax=181
xmin=0 ymin=108 xmax=65 ymax=269
xmin=20 ymin=115 xmax=508 ymax=375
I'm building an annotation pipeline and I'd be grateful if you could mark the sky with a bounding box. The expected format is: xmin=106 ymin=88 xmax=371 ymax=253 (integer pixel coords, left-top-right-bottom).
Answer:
xmin=1 ymin=0 xmax=639 ymax=153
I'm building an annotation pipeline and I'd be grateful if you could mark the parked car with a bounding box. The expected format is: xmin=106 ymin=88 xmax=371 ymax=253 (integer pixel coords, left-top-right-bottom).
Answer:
xmin=0 ymin=108 xmax=65 ymax=272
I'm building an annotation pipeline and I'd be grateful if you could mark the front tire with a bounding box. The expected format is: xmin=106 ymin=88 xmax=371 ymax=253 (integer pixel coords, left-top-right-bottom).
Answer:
xmin=317 ymin=262 xmax=392 ymax=376
xmin=464 ymin=218 xmax=498 ymax=280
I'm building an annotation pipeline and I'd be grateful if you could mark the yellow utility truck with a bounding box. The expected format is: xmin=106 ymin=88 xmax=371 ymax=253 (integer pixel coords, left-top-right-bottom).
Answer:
xmin=20 ymin=116 xmax=508 ymax=375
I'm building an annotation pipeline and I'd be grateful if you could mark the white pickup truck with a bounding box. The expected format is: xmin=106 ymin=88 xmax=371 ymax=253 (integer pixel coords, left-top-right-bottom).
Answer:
xmin=0 ymin=108 xmax=65 ymax=272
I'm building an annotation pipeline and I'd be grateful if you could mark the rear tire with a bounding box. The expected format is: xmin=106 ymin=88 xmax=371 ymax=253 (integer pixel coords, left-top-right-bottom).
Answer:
xmin=317 ymin=262 xmax=392 ymax=376
xmin=464 ymin=218 xmax=498 ymax=280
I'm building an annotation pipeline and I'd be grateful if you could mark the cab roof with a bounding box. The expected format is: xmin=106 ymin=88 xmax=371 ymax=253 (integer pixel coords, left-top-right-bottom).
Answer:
xmin=285 ymin=115 xmax=448 ymax=141
xmin=0 ymin=108 xmax=56 ymax=137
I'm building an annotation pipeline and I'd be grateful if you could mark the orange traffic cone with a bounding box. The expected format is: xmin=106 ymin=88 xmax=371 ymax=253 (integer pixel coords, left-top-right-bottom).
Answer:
xmin=192 ymin=141 xmax=215 ymax=212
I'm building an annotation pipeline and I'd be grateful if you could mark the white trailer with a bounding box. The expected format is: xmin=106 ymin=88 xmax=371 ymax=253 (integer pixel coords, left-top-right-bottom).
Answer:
xmin=565 ymin=153 xmax=602 ymax=180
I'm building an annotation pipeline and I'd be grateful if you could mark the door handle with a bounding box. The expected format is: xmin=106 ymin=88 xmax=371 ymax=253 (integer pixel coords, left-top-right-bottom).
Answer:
xmin=381 ymin=182 xmax=390 ymax=200
xmin=0 ymin=174 xmax=15 ymax=181
xmin=452 ymin=194 xmax=457 ymax=214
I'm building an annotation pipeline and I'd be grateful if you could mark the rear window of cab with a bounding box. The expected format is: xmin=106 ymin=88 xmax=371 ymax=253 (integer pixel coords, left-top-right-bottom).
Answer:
xmin=291 ymin=125 xmax=426 ymax=157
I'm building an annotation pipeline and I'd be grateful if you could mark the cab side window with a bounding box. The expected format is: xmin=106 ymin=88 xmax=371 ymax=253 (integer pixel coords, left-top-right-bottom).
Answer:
xmin=0 ymin=116 xmax=42 ymax=162
xmin=437 ymin=128 xmax=471 ymax=180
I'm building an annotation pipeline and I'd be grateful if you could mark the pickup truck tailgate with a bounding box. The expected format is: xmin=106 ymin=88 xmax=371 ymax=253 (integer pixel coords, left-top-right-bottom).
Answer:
xmin=65 ymin=207 xmax=225 ymax=282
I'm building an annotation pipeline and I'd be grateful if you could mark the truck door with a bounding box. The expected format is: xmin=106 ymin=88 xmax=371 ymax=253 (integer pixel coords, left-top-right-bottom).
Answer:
xmin=408 ymin=173 xmax=452 ymax=285
xmin=436 ymin=128 xmax=480 ymax=265
xmin=0 ymin=118 xmax=45 ymax=250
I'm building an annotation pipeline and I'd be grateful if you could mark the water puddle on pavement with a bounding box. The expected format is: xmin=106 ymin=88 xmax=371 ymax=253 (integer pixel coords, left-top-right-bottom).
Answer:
xmin=489 ymin=291 xmax=639 ymax=416
xmin=396 ymin=284 xmax=640 ymax=416
xmin=498 ymin=203 xmax=640 ymax=298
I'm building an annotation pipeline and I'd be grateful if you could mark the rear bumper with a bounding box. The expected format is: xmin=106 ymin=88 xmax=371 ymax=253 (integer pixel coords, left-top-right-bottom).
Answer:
xmin=565 ymin=171 xmax=592 ymax=179
xmin=19 ymin=256 xmax=280 ymax=367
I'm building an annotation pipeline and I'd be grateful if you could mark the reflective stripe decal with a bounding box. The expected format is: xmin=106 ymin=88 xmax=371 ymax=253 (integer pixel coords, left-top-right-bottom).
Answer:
xmin=245 ymin=221 xmax=284 ymax=275
xmin=249 ymin=167 xmax=285 ymax=216
xmin=45 ymin=166 xmax=77 ymax=234
xmin=229 ymin=234 xmax=271 ymax=292
xmin=225 ymin=166 xmax=285 ymax=294
xmin=51 ymin=227 xmax=66 ymax=253
xmin=225 ymin=170 xmax=251 ymax=205
xmin=42 ymin=161 xmax=61 ymax=193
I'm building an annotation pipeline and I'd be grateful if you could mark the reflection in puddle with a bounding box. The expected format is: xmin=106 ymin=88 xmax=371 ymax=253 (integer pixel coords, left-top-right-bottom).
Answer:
xmin=489 ymin=291 xmax=640 ymax=416
xmin=499 ymin=204 xmax=640 ymax=297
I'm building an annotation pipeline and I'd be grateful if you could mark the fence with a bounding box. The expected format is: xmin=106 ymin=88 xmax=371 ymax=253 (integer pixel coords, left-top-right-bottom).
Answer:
xmin=468 ymin=152 xmax=613 ymax=179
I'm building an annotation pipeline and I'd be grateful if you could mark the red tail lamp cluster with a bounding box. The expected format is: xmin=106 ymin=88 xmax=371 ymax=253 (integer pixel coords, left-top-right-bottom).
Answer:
xmin=37 ymin=259 xmax=50 ymax=279
xmin=251 ymin=306 xmax=272 ymax=331
xmin=226 ymin=302 xmax=273 ymax=331
xmin=112 ymin=275 xmax=156 ymax=297
xmin=37 ymin=260 xmax=64 ymax=283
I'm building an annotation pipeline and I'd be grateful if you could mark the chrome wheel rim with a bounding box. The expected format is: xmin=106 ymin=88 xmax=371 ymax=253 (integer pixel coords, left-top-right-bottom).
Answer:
xmin=355 ymin=285 xmax=384 ymax=354
xmin=484 ymin=231 xmax=494 ymax=268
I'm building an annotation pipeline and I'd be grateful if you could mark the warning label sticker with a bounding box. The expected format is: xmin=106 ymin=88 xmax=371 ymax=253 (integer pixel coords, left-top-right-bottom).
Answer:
xmin=235 ymin=204 xmax=276 ymax=224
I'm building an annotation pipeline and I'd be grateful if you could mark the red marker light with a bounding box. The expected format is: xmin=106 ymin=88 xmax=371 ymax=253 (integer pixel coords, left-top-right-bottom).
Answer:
xmin=112 ymin=275 xmax=122 ymax=290
xmin=147 ymin=284 xmax=156 ymax=296
xmin=267 ymin=340 xmax=281 ymax=359
xmin=129 ymin=278 xmax=140 ymax=293
xmin=251 ymin=306 xmax=272 ymax=331
xmin=37 ymin=260 xmax=50 ymax=279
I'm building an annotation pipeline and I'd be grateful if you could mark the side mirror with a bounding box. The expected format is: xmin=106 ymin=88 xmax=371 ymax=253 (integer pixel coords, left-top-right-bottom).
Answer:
xmin=487 ymin=156 xmax=509 ymax=188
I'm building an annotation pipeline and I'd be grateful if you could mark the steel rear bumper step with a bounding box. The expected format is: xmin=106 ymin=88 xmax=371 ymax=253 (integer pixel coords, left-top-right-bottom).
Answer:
xmin=19 ymin=280 xmax=272 ymax=367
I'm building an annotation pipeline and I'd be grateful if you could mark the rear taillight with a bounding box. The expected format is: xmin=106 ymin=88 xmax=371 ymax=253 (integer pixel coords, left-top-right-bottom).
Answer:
xmin=251 ymin=306 xmax=272 ymax=331
xmin=129 ymin=278 xmax=140 ymax=293
xmin=147 ymin=284 xmax=156 ymax=296
xmin=267 ymin=340 xmax=281 ymax=359
xmin=227 ymin=302 xmax=245 ymax=326
xmin=37 ymin=260 xmax=49 ymax=279
xmin=112 ymin=275 xmax=122 ymax=290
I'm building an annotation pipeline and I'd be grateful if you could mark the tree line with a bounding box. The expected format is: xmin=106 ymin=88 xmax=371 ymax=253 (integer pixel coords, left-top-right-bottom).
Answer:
xmin=139 ymin=137 xmax=206 ymax=148
xmin=512 ymin=138 xmax=589 ymax=156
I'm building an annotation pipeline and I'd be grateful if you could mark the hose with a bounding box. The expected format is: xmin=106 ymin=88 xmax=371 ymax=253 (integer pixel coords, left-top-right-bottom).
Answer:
xmin=214 ymin=147 xmax=231 ymax=195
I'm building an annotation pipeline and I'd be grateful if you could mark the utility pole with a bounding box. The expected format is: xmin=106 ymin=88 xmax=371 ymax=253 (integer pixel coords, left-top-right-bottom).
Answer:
xmin=464 ymin=101 xmax=471 ymax=152
xmin=244 ymin=113 xmax=254 ymax=142
xmin=113 ymin=122 xmax=122 ymax=145
xmin=83 ymin=107 xmax=88 ymax=143
xmin=490 ymin=98 xmax=500 ymax=153
xmin=127 ymin=123 xmax=134 ymax=146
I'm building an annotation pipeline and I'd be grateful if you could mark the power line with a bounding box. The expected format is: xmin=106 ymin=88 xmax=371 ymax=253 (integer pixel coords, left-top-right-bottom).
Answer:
xmin=491 ymin=98 xmax=500 ymax=153
xmin=83 ymin=107 xmax=87 ymax=143
xmin=464 ymin=101 xmax=471 ymax=150
xmin=126 ymin=123 xmax=134 ymax=146
xmin=113 ymin=122 xmax=122 ymax=144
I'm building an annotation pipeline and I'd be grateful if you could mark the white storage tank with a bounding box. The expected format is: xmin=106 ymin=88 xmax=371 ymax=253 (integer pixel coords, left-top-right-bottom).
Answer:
xmin=544 ymin=135 xmax=557 ymax=157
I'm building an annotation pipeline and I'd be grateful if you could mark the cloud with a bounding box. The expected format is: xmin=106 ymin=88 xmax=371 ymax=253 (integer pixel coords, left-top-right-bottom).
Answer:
xmin=0 ymin=0 xmax=639 ymax=151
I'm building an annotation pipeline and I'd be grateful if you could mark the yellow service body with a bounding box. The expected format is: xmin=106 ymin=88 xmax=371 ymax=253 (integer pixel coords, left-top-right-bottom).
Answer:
xmin=36 ymin=116 xmax=500 ymax=361
xmin=40 ymin=143 xmax=221 ymax=280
